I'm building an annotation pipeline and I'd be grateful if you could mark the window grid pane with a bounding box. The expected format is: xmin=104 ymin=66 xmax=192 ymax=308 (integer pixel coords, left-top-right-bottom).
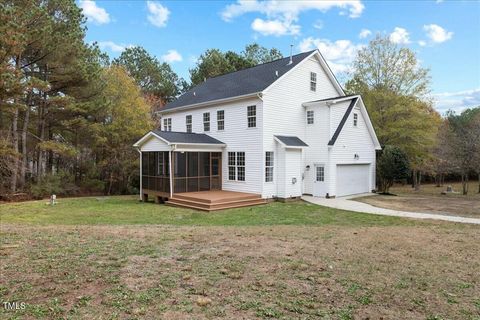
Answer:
xmin=316 ymin=166 xmax=324 ymax=182
xmin=265 ymin=151 xmax=274 ymax=182
xmin=307 ymin=110 xmax=314 ymax=124
xmin=353 ymin=113 xmax=358 ymax=126
xmin=217 ymin=110 xmax=224 ymax=130
xmin=310 ymin=72 xmax=317 ymax=92
xmin=203 ymin=112 xmax=210 ymax=131
xmin=186 ymin=115 xmax=192 ymax=133
xmin=247 ymin=105 xmax=256 ymax=128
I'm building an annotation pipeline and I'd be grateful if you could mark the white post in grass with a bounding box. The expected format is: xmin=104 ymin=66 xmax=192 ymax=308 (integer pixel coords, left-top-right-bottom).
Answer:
xmin=138 ymin=149 xmax=142 ymax=201
xmin=169 ymin=149 xmax=173 ymax=198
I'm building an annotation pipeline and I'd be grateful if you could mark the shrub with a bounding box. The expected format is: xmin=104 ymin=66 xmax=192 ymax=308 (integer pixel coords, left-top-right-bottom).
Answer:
xmin=377 ymin=145 xmax=410 ymax=194
xmin=30 ymin=171 xmax=79 ymax=199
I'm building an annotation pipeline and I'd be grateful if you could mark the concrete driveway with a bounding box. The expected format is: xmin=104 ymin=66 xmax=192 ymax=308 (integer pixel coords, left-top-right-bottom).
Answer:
xmin=302 ymin=193 xmax=480 ymax=225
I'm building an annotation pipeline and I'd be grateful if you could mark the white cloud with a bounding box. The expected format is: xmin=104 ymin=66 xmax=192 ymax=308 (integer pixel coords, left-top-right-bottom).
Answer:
xmin=433 ymin=88 xmax=480 ymax=113
xmin=161 ymin=49 xmax=183 ymax=63
xmin=221 ymin=0 xmax=364 ymax=36
xmin=389 ymin=27 xmax=410 ymax=44
xmin=79 ymin=0 xmax=110 ymax=24
xmin=299 ymin=37 xmax=363 ymax=74
xmin=418 ymin=40 xmax=427 ymax=47
xmin=251 ymin=18 xmax=300 ymax=36
xmin=359 ymin=28 xmax=371 ymax=39
xmin=423 ymin=24 xmax=453 ymax=43
xmin=97 ymin=41 xmax=132 ymax=53
xmin=147 ymin=1 xmax=170 ymax=28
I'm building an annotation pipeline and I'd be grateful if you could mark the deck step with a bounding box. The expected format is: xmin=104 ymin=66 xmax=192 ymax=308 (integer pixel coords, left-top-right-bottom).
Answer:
xmin=165 ymin=197 xmax=266 ymax=211
xmin=173 ymin=192 xmax=261 ymax=204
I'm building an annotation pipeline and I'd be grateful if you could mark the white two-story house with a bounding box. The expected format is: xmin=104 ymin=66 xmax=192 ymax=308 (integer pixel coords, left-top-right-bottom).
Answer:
xmin=134 ymin=50 xmax=381 ymax=210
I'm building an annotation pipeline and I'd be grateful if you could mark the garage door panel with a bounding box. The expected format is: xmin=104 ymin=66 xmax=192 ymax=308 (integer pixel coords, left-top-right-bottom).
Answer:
xmin=336 ymin=164 xmax=370 ymax=197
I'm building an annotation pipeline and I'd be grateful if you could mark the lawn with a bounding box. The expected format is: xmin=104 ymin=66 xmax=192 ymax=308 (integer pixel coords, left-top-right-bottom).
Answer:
xmin=1 ymin=197 xmax=479 ymax=319
xmin=355 ymin=182 xmax=480 ymax=218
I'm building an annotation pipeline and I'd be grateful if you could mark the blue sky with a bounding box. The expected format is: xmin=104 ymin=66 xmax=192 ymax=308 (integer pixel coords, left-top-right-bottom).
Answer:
xmin=79 ymin=0 xmax=480 ymax=114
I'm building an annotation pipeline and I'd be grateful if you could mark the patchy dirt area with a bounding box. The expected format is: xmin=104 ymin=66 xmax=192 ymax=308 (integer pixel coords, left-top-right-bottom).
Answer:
xmin=355 ymin=183 xmax=480 ymax=218
xmin=1 ymin=224 xmax=479 ymax=319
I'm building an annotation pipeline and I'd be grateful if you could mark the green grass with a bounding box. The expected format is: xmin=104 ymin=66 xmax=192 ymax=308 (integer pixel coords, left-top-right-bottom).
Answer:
xmin=0 ymin=195 xmax=431 ymax=227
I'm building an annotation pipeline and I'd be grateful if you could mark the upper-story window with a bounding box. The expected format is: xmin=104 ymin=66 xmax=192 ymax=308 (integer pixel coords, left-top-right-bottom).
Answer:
xmin=353 ymin=113 xmax=358 ymax=127
xmin=310 ymin=72 xmax=317 ymax=92
xmin=247 ymin=105 xmax=256 ymax=128
xmin=307 ymin=110 xmax=314 ymax=124
xmin=163 ymin=118 xmax=172 ymax=131
xmin=203 ymin=112 xmax=210 ymax=131
xmin=217 ymin=110 xmax=224 ymax=131
xmin=186 ymin=115 xmax=192 ymax=133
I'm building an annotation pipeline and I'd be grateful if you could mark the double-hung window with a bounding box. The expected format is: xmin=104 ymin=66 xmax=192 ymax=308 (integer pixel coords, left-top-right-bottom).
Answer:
xmin=228 ymin=151 xmax=245 ymax=181
xmin=247 ymin=105 xmax=256 ymax=128
xmin=186 ymin=115 xmax=192 ymax=133
xmin=310 ymin=72 xmax=317 ymax=92
xmin=307 ymin=110 xmax=314 ymax=124
xmin=203 ymin=112 xmax=210 ymax=131
xmin=163 ymin=118 xmax=172 ymax=131
xmin=217 ymin=110 xmax=224 ymax=131
xmin=265 ymin=152 xmax=274 ymax=182
xmin=353 ymin=113 xmax=358 ymax=127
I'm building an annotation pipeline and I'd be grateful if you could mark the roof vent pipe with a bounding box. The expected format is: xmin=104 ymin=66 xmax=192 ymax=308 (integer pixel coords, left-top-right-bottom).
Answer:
xmin=288 ymin=44 xmax=293 ymax=65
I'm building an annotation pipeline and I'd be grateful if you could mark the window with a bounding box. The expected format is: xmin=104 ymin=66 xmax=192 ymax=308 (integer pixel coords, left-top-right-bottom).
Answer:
xmin=310 ymin=72 xmax=317 ymax=91
xmin=186 ymin=115 xmax=192 ymax=133
xmin=163 ymin=118 xmax=172 ymax=131
xmin=228 ymin=151 xmax=245 ymax=181
xmin=203 ymin=112 xmax=210 ymax=131
xmin=307 ymin=110 xmax=314 ymax=124
xmin=353 ymin=113 xmax=358 ymax=127
xmin=316 ymin=166 xmax=324 ymax=182
xmin=217 ymin=110 xmax=224 ymax=130
xmin=265 ymin=152 xmax=274 ymax=182
xmin=247 ymin=105 xmax=256 ymax=128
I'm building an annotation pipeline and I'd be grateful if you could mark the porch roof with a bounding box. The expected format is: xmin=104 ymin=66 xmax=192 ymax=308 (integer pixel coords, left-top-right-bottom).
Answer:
xmin=274 ymin=135 xmax=309 ymax=148
xmin=133 ymin=130 xmax=226 ymax=150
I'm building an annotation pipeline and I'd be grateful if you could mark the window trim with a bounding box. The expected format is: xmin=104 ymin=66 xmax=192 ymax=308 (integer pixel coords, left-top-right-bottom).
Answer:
xmin=186 ymin=115 xmax=192 ymax=133
xmin=310 ymin=72 xmax=317 ymax=92
xmin=307 ymin=110 xmax=314 ymax=125
xmin=203 ymin=112 xmax=210 ymax=132
xmin=163 ymin=118 xmax=172 ymax=131
xmin=265 ymin=151 xmax=274 ymax=183
xmin=217 ymin=110 xmax=224 ymax=131
xmin=247 ymin=105 xmax=256 ymax=128
xmin=228 ymin=151 xmax=246 ymax=181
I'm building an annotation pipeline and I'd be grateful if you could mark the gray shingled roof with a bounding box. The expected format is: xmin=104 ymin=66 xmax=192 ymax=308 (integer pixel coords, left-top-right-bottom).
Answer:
xmin=153 ymin=130 xmax=225 ymax=145
xmin=162 ymin=50 xmax=316 ymax=112
xmin=275 ymin=135 xmax=309 ymax=147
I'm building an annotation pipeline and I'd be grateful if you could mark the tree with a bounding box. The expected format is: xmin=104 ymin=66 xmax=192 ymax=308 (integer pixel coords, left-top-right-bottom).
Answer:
xmin=376 ymin=145 xmax=410 ymax=193
xmin=346 ymin=34 xmax=430 ymax=97
xmin=113 ymin=46 xmax=183 ymax=105
xmin=346 ymin=35 xmax=440 ymax=190
xmin=189 ymin=43 xmax=283 ymax=86
xmin=444 ymin=107 xmax=480 ymax=195
xmin=91 ymin=66 xmax=154 ymax=194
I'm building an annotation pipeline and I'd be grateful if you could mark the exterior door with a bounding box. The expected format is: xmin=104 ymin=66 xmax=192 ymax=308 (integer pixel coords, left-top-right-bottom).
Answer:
xmin=313 ymin=164 xmax=326 ymax=197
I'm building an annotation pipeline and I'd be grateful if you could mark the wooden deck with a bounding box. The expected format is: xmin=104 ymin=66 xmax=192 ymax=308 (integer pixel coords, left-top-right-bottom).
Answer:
xmin=166 ymin=190 xmax=266 ymax=211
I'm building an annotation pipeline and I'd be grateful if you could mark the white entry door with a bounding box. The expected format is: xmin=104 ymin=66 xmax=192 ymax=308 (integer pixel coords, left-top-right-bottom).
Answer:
xmin=313 ymin=164 xmax=326 ymax=197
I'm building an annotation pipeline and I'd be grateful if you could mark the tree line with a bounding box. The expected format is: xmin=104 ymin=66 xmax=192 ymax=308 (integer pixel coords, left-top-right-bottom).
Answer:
xmin=0 ymin=0 xmax=283 ymax=199
xmin=349 ymin=36 xmax=480 ymax=195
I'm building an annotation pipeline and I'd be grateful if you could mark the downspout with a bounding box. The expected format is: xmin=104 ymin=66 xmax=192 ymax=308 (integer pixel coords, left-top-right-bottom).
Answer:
xmin=136 ymin=148 xmax=142 ymax=201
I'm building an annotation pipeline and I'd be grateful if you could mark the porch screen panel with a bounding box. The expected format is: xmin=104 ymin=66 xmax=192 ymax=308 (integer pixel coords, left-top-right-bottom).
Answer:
xmin=141 ymin=151 xmax=170 ymax=193
xmin=199 ymin=152 xmax=211 ymax=191
xmin=187 ymin=152 xmax=199 ymax=192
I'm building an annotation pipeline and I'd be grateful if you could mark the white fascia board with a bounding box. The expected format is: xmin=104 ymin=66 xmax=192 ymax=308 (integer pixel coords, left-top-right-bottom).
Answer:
xmin=357 ymin=97 xmax=382 ymax=150
xmin=133 ymin=131 xmax=171 ymax=148
xmin=158 ymin=93 xmax=260 ymax=115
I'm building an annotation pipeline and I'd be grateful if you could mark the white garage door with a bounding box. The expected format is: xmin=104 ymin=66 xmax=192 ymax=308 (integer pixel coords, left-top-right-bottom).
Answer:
xmin=336 ymin=164 xmax=370 ymax=197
